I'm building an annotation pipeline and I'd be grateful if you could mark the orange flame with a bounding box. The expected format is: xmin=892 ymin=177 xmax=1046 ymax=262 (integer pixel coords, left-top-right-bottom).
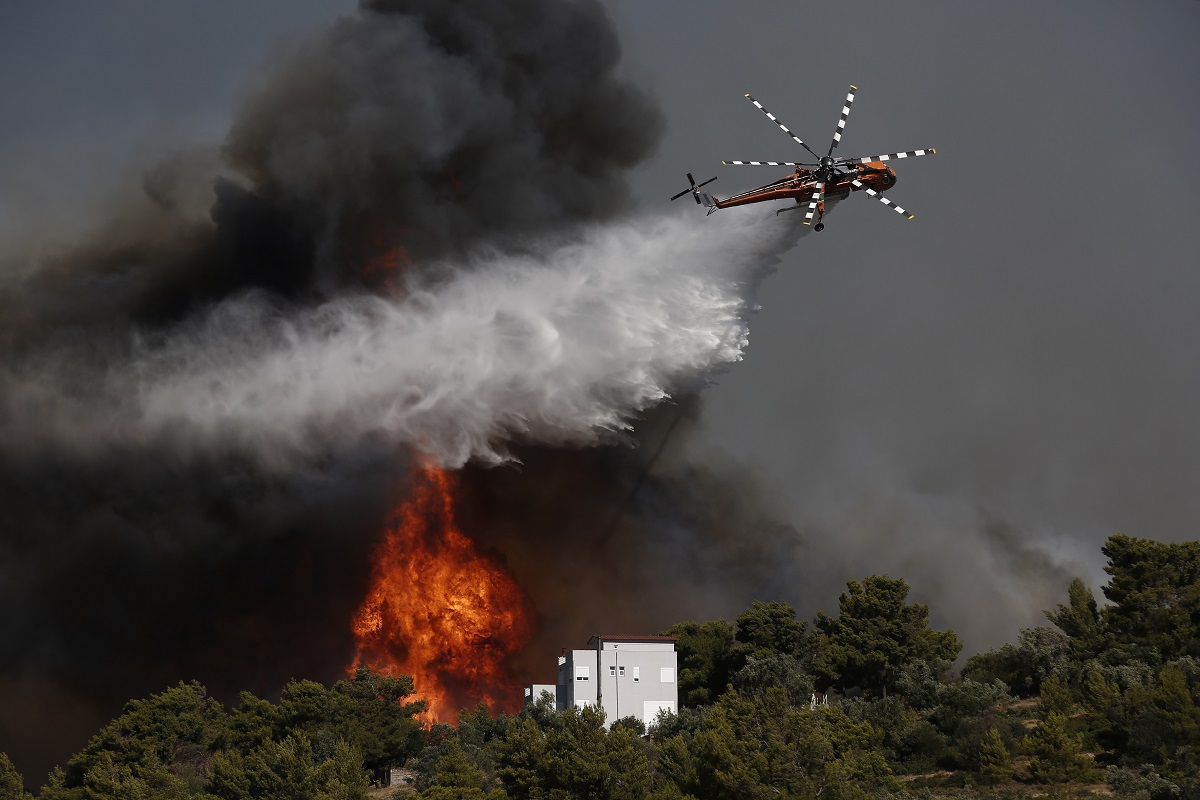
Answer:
xmin=358 ymin=222 xmax=414 ymax=292
xmin=362 ymin=244 xmax=410 ymax=279
xmin=350 ymin=466 xmax=534 ymax=722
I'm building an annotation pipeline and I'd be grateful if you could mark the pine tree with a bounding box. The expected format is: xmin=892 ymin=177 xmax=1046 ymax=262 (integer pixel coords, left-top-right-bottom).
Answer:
xmin=976 ymin=728 xmax=1013 ymax=782
xmin=813 ymin=575 xmax=962 ymax=698
xmin=1021 ymin=712 xmax=1089 ymax=784
xmin=1046 ymin=578 xmax=1106 ymax=661
xmin=1038 ymin=673 xmax=1075 ymax=719
xmin=0 ymin=753 xmax=33 ymax=800
xmin=1101 ymin=535 xmax=1200 ymax=662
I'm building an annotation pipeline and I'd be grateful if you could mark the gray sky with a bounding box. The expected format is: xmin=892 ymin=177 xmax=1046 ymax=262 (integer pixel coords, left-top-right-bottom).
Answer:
xmin=2 ymin=0 xmax=1199 ymax=665
xmin=0 ymin=2 xmax=349 ymax=244
xmin=602 ymin=0 xmax=1200 ymax=634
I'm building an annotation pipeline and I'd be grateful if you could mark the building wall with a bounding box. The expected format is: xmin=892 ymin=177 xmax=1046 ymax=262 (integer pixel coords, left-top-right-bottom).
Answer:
xmin=557 ymin=641 xmax=677 ymax=726
xmin=524 ymin=684 xmax=557 ymax=707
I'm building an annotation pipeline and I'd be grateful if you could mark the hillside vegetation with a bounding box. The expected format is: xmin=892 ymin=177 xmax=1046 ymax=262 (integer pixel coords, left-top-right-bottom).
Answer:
xmin=2 ymin=533 xmax=1197 ymax=800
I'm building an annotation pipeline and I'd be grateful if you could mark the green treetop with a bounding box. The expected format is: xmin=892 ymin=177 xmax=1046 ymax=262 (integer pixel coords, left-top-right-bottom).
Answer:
xmin=813 ymin=575 xmax=962 ymax=698
xmin=661 ymin=619 xmax=740 ymax=708
xmin=734 ymin=600 xmax=810 ymax=663
xmin=1100 ymin=534 xmax=1200 ymax=663
xmin=0 ymin=753 xmax=32 ymax=800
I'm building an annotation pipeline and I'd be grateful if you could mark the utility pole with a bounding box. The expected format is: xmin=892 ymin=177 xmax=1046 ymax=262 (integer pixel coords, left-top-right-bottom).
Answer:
xmin=614 ymin=645 xmax=620 ymax=721
xmin=595 ymin=635 xmax=603 ymax=712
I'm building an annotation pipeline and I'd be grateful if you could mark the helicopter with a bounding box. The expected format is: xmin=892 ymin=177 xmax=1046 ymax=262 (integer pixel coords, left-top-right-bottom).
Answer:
xmin=670 ymin=86 xmax=935 ymax=230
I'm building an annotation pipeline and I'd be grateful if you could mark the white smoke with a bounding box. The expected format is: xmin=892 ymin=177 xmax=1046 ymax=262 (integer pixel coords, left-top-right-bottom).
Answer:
xmin=2 ymin=211 xmax=799 ymax=468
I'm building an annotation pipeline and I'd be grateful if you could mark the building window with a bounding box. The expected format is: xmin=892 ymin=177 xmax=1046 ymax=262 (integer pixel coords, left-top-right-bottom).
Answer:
xmin=575 ymin=665 xmax=590 ymax=681
xmin=660 ymin=667 xmax=675 ymax=683
xmin=609 ymin=665 xmax=616 ymax=677
xmin=633 ymin=667 xmax=640 ymax=682
xmin=619 ymin=666 xmax=626 ymax=677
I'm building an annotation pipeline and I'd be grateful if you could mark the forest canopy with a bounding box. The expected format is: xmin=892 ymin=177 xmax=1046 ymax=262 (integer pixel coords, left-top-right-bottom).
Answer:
xmin=2 ymin=534 xmax=1198 ymax=800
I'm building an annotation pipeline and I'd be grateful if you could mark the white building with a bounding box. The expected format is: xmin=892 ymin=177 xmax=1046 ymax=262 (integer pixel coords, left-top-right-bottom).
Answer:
xmin=525 ymin=635 xmax=678 ymax=727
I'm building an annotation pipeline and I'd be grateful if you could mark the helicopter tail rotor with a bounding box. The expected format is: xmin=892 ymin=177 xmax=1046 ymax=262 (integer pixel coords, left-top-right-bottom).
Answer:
xmin=670 ymin=172 xmax=718 ymax=206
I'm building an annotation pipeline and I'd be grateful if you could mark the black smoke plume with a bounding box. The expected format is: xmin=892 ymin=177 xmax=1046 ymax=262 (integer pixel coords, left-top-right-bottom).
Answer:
xmin=0 ymin=0 xmax=678 ymax=780
xmin=0 ymin=1 xmax=1093 ymax=790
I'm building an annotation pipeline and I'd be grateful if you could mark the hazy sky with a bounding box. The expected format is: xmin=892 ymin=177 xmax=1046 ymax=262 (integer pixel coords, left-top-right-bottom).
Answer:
xmin=1 ymin=0 xmax=1199 ymax=743
xmin=603 ymin=0 xmax=1200 ymax=626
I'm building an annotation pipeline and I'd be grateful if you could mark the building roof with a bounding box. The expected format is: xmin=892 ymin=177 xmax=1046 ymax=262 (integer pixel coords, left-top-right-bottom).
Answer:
xmin=586 ymin=634 xmax=678 ymax=644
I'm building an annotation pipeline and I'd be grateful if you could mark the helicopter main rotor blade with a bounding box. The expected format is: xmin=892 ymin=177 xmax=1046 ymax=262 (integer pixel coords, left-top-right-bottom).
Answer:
xmin=744 ymin=94 xmax=822 ymax=161
xmin=851 ymin=179 xmax=915 ymax=219
xmin=722 ymin=160 xmax=816 ymax=166
xmin=803 ymin=182 xmax=825 ymax=226
xmin=847 ymin=148 xmax=936 ymax=164
xmin=827 ymin=84 xmax=857 ymax=157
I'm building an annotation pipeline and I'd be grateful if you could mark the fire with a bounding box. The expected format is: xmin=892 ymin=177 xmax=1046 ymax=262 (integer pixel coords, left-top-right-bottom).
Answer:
xmin=355 ymin=221 xmax=414 ymax=291
xmin=362 ymin=244 xmax=410 ymax=280
xmin=350 ymin=466 xmax=534 ymax=722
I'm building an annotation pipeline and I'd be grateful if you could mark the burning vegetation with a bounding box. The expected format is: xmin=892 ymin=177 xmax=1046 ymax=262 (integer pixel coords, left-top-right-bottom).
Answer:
xmin=350 ymin=466 xmax=535 ymax=722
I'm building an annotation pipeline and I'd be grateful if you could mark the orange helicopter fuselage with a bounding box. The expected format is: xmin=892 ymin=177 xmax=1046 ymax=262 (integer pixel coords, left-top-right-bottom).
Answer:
xmin=713 ymin=162 xmax=896 ymax=210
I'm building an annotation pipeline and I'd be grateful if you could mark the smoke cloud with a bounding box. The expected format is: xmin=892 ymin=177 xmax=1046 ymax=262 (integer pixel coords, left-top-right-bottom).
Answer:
xmin=0 ymin=0 xmax=817 ymax=783
xmin=4 ymin=0 xmax=1095 ymax=787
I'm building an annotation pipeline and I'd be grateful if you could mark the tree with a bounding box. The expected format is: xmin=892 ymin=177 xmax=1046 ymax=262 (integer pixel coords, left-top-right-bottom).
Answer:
xmin=731 ymin=655 xmax=813 ymax=708
xmin=1038 ymin=673 xmax=1075 ymax=720
xmin=491 ymin=717 xmax=547 ymax=799
xmin=332 ymin=668 xmax=426 ymax=779
xmin=411 ymin=707 xmax=509 ymax=797
xmin=925 ymin=677 xmax=1013 ymax=738
xmin=1101 ymin=534 xmax=1200 ymax=662
xmin=896 ymin=670 xmax=1015 ymax=772
xmin=217 ymin=691 xmax=282 ymax=755
xmin=655 ymin=687 xmax=896 ymax=800
xmin=661 ymin=619 xmax=740 ymax=707
xmin=961 ymin=626 xmax=1071 ymax=697
xmin=414 ymin=738 xmax=506 ymax=799
xmin=1046 ymin=578 xmax=1107 ymax=662
xmin=976 ymin=727 xmax=1013 ymax=782
xmin=1121 ymin=660 xmax=1200 ymax=774
xmin=666 ymin=602 xmax=813 ymax=710
xmin=1021 ymin=712 xmax=1089 ymax=784
xmin=275 ymin=669 xmax=424 ymax=787
xmin=1106 ymin=765 xmax=1183 ymax=800
xmin=813 ymin=575 xmax=962 ymax=698
xmin=673 ymin=688 xmax=804 ymax=800
xmin=0 ymin=753 xmax=32 ymax=800
xmin=1080 ymin=668 xmax=1126 ymax=753
xmin=52 ymin=681 xmax=224 ymax=793
xmin=206 ymin=733 xmax=368 ymax=800
xmin=735 ymin=601 xmax=809 ymax=663
xmin=312 ymin=741 xmax=372 ymax=800
xmin=79 ymin=752 xmax=193 ymax=800
xmin=494 ymin=705 xmax=659 ymax=800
